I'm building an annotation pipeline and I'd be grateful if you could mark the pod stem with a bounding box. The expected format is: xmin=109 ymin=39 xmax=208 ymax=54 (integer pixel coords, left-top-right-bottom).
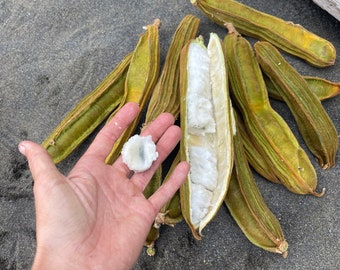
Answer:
xmin=224 ymin=22 xmax=238 ymax=34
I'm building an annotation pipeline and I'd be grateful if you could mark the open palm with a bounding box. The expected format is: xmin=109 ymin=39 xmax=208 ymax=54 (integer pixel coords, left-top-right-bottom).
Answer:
xmin=19 ymin=102 xmax=189 ymax=270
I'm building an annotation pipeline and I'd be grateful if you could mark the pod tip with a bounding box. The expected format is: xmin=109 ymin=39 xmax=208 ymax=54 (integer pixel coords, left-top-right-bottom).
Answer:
xmin=153 ymin=18 xmax=161 ymax=28
xmin=313 ymin=187 xmax=326 ymax=197
xmin=277 ymin=240 xmax=289 ymax=257
xmin=142 ymin=18 xmax=161 ymax=30
xmin=146 ymin=246 xmax=156 ymax=256
xmin=190 ymin=226 xmax=202 ymax=240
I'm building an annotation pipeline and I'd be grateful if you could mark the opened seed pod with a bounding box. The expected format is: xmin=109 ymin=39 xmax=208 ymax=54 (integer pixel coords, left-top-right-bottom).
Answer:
xmin=180 ymin=33 xmax=234 ymax=239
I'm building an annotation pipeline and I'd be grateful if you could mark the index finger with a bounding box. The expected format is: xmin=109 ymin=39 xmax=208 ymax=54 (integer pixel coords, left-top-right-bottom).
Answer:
xmin=82 ymin=102 xmax=140 ymax=161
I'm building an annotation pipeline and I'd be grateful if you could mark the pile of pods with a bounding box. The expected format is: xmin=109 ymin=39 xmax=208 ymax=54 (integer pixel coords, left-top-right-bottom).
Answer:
xmin=41 ymin=0 xmax=339 ymax=258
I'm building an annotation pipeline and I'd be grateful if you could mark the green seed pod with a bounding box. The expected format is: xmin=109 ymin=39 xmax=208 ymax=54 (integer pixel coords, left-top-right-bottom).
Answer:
xmin=143 ymin=168 xmax=162 ymax=255
xmin=225 ymin=120 xmax=288 ymax=257
xmin=159 ymin=152 xmax=183 ymax=226
xmin=255 ymin=41 xmax=338 ymax=169
xmin=42 ymin=52 xmax=132 ymax=163
xmin=191 ymin=0 xmax=336 ymax=67
xmin=265 ymin=75 xmax=340 ymax=101
xmin=234 ymin=110 xmax=279 ymax=183
xmin=105 ymin=19 xmax=161 ymax=164
xmin=145 ymin=14 xmax=200 ymax=123
xmin=224 ymin=23 xmax=324 ymax=196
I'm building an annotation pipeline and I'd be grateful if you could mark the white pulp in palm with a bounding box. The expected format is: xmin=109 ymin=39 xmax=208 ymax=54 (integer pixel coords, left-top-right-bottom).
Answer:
xmin=121 ymin=135 xmax=158 ymax=173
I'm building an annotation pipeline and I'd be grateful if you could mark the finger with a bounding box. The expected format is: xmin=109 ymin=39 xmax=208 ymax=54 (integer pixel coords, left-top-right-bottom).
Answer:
xmin=18 ymin=141 xmax=64 ymax=186
xmin=140 ymin=112 xmax=176 ymax=141
xmin=83 ymin=102 xmax=140 ymax=161
xmin=148 ymin=161 xmax=189 ymax=214
xmin=112 ymin=112 xmax=175 ymax=175
xmin=131 ymin=125 xmax=182 ymax=191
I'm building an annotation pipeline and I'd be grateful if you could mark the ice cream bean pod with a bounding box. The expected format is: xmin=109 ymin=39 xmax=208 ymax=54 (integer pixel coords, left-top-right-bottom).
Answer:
xmin=265 ymin=75 xmax=340 ymax=101
xmin=143 ymin=168 xmax=162 ymax=255
xmin=41 ymin=52 xmax=132 ymax=164
xmin=224 ymin=23 xmax=324 ymax=196
xmin=255 ymin=41 xmax=338 ymax=169
xmin=159 ymin=152 xmax=183 ymax=226
xmin=143 ymin=15 xmax=200 ymax=244
xmin=105 ymin=19 xmax=161 ymax=164
xmin=180 ymin=33 xmax=234 ymax=239
xmin=145 ymin=14 xmax=200 ymax=124
xmin=191 ymin=0 xmax=336 ymax=67
xmin=225 ymin=123 xmax=288 ymax=257
xmin=234 ymin=110 xmax=279 ymax=183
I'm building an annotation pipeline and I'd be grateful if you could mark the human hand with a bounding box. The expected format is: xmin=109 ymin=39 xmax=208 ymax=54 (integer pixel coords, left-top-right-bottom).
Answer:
xmin=18 ymin=102 xmax=189 ymax=270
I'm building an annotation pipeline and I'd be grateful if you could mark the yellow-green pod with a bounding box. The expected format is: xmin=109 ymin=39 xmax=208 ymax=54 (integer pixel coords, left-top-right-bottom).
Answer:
xmin=224 ymin=24 xmax=323 ymax=196
xmin=180 ymin=33 xmax=234 ymax=239
xmin=144 ymin=226 xmax=159 ymax=256
xmin=303 ymin=76 xmax=340 ymax=100
xmin=145 ymin=14 xmax=200 ymax=123
xmin=225 ymin=123 xmax=288 ymax=257
xmin=144 ymin=153 xmax=183 ymax=256
xmin=143 ymin=168 xmax=162 ymax=256
xmin=191 ymin=0 xmax=336 ymax=67
xmin=105 ymin=19 xmax=161 ymax=164
xmin=42 ymin=52 xmax=132 ymax=163
xmin=159 ymin=152 xmax=183 ymax=226
xmin=234 ymin=110 xmax=279 ymax=183
xmin=255 ymin=41 xmax=338 ymax=169
xmin=265 ymin=75 xmax=340 ymax=101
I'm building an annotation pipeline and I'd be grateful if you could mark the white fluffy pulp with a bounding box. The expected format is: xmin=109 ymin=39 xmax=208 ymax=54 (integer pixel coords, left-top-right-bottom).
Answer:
xmin=189 ymin=146 xmax=218 ymax=191
xmin=188 ymin=146 xmax=218 ymax=225
xmin=187 ymin=42 xmax=216 ymax=136
xmin=121 ymin=135 xmax=158 ymax=173
xmin=186 ymin=40 xmax=219 ymax=227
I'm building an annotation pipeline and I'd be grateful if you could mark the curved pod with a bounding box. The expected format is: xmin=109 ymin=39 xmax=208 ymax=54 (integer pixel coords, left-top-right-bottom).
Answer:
xmin=105 ymin=19 xmax=161 ymax=164
xmin=225 ymin=117 xmax=288 ymax=257
xmin=255 ymin=41 xmax=338 ymax=169
xmin=191 ymin=0 xmax=336 ymax=67
xmin=224 ymin=24 xmax=324 ymax=196
xmin=42 ymin=52 xmax=132 ymax=163
xmin=265 ymin=75 xmax=340 ymax=101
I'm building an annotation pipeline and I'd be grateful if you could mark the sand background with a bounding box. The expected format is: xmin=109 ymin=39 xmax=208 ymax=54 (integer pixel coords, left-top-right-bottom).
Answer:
xmin=0 ymin=0 xmax=339 ymax=269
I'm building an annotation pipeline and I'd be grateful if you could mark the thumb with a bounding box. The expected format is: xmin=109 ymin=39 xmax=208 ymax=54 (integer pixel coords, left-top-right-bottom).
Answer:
xmin=18 ymin=141 xmax=63 ymax=185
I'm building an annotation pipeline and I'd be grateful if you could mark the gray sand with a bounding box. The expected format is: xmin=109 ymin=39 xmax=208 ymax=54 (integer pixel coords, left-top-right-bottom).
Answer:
xmin=1 ymin=0 xmax=339 ymax=269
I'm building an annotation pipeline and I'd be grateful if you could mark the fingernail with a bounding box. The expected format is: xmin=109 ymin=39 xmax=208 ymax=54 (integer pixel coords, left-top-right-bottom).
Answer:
xmin=18 ymin=143 xmax=26 ymax=155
